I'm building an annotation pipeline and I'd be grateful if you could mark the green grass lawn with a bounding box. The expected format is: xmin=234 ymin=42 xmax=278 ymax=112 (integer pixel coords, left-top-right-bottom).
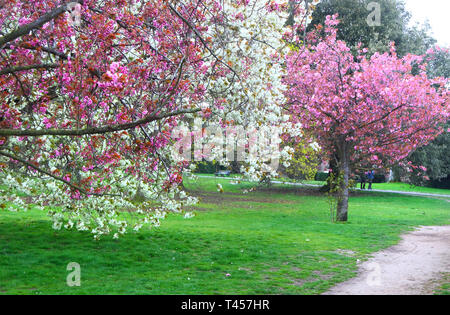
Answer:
xmin=0 ymin=176 xmax=449 ymax=294
xmin=362 ymin=182 xmax=450 ymax=195
xmin=195 ymin=173 xmax=450 ymax=196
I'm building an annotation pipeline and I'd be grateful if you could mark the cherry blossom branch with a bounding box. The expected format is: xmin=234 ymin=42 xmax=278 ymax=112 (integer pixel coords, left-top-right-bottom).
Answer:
xmin=167 ymin=2 xmax=240 ymax=81
xmin=0 ymin=1 xmax=84 ymax=48
xmin=0 ymin=108 xmax=200 ymax=137
xmin=4 ymin=43 xmax=69 ymax=59
xmin=21 ymin=45 xmax=68 ymax=60
xmin=0 ymin=63 xmax=59 ymax=75
xmin=0 ymin=150 xmax=118 ymax=197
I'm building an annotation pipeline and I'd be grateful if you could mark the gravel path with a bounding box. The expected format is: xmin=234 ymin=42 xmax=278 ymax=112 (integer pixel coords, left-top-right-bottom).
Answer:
xmin=323 ymin=226 xmax=450 ymax=295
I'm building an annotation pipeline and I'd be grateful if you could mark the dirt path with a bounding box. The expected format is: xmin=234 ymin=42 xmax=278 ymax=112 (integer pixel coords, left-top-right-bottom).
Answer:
xmin=324 ymin=226 xmax=450 ymax=295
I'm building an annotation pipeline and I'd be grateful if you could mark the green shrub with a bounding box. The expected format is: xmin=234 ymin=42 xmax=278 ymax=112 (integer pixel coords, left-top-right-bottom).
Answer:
xmin=193 ymin=161 xmax=218 ymax=174
xmin=193 ymin=161 xmax=235 ymax=174
xmin=429 ymin=175 xmax=450 ymax=189
xmin=373 ymin=174 xmax=387 ymax=183
xmin=315 ymin=172 xmax=329 ymax=181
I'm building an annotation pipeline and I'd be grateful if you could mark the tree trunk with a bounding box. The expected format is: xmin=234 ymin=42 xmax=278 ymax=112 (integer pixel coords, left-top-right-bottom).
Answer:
xmin=320 ymin=153 xmax=339 ymax=193
xmin=336 ymin=147 xmax=350 ymax=222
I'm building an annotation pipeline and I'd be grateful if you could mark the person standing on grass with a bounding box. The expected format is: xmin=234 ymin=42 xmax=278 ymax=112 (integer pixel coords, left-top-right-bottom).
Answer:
xmin=360 ymin=171 xmax=367 ymax=189
xmin=367 ymin=170 xmax=375 ymax=190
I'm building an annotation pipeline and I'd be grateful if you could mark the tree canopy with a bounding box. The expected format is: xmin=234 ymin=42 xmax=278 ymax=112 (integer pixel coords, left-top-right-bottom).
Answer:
xmin=0 ymin=0 xmax=308 ymax=238
xmin=284 ymin=16 xmax=449 ymax=221
xmin=308 ymin=0 xmax=435 ymax=56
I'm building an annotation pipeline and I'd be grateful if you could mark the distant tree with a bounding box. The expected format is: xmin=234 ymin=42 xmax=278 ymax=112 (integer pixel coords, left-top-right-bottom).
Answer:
xmin=406 ymin=49 xmax=450 ymax=186
xmin=403 ymin=122 xmax=450 ymax=185
xmin=427 ymin=49 xmax=450 ymax=78
xmin=308 ymin=0 xmax=435 ymax=57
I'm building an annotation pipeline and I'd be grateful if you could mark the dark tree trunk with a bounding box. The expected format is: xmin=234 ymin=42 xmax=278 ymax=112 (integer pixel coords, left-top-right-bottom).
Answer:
xmin=336 ymin=146 xmax=350 ymax=222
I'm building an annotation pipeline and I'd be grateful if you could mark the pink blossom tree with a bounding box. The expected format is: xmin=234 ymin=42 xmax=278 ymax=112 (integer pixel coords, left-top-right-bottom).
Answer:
xmin=0 ymin=0 xmax=310 ymax=238
xmin=284 ymin=16 xmax=449 ymax=221
xmin=0 ymin=0 xmax=254 ymax=238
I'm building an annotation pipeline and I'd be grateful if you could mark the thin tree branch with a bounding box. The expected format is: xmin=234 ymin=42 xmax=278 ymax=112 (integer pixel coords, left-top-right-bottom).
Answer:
xmin=5 ymin=44 xmax=69 ymax=59
xmin=0 ymin=150 xmax=117 ymax=196
xmin=0 ymin=63 xmax=59 ymax=75
xmin=23 ymin=44 xmax=68 ymax=60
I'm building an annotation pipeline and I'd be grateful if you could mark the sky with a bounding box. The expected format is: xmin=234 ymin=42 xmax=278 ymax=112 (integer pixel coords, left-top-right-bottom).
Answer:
xmin=403 ymin=0 xmax=450 ymax=47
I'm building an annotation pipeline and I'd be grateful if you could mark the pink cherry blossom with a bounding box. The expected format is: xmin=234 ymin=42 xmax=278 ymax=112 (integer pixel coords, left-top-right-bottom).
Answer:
xmin=284 ymin=15 xmax=449 ymax=221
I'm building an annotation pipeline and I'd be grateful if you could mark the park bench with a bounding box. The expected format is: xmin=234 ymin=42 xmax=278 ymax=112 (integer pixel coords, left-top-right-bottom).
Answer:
xmin=215 ymin=170 xmax=231 ymax=177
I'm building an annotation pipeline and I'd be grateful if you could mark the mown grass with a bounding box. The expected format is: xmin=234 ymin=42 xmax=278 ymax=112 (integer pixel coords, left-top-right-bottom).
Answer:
xmin=195 ymin=173 xmax=450 ymax=195
xmin=0 ymin=176 xmax=449 ymax=294
xmin=363 ymin=182 xmax=450 ymax=195
xmin=434 ymin=273 xmax=450 ymax=295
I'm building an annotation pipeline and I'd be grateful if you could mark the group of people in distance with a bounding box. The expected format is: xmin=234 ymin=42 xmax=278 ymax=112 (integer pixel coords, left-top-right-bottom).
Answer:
xmin=360 ymin=170 xmax=375 ymax=190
